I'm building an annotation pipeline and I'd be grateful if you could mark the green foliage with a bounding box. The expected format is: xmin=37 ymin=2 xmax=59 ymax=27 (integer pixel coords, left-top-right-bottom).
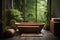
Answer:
xmin=14 ymin=0 xmax=23 ymax=12
xmin=7 ymin=9 xmax=22 ymax=22
xmin=25 ymin=0 xmax=36 ymax=22
xmin=37 ymin=0 xmax=47 ymax=24
xmin=13 ymin=0 xmax=47 ymax=23
xmin=7 ymin=9 xmax=22 ymax=28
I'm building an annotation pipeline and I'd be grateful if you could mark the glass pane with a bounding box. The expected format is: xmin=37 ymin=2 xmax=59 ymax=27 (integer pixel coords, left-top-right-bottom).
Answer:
xmin=25 ymin=0 xmax=36 ymax=22
xmin=13 ymin=0 xmax=47 ymax=23
xmin=13 ymin=0 xmax=36 ymax=22
xmin=13 ymin=0 xmax=25 ymax=22
xmin=37 ymin=0 xmax=47 ymax=23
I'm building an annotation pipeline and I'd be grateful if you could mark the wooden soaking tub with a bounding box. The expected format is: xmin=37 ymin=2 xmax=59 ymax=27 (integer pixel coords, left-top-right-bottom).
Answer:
xmin=15 ymin=22 xmax=45 ymax=33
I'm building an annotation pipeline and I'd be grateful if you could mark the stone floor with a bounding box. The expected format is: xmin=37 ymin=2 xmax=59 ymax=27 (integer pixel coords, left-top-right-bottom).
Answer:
xmin=0 ymin=29 xmax=60 ymax=40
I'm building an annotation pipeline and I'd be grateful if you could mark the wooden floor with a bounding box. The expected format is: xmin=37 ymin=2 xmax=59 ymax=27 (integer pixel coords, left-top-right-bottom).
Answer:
xmin=0 ymin=29 xmax=60 ymax=40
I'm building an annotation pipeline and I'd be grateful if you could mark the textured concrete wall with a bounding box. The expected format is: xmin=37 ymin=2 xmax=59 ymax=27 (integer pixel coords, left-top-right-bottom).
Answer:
xmin=51 ymin=0 xmax=60 ymax=18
